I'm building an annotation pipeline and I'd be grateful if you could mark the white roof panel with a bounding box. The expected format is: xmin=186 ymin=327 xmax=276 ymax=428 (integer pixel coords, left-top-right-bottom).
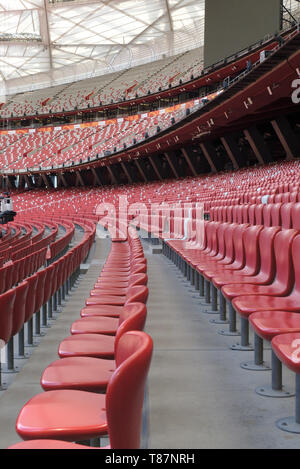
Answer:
xmin=0 ymin=0 xmax=297 ymax=94
xmin=0 ymin=0 xmax=206 ymax=92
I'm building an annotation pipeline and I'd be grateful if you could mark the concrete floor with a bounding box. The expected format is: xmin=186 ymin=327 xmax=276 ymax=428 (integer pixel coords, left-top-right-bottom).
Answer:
xmin=144 ymin=242 xmax=300 ymax=449
xmin=1 ymin=235 xmax=300 ymax=449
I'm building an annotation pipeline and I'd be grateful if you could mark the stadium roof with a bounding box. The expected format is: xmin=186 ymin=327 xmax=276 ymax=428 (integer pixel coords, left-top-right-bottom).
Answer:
xmin=0 ymin=0 xmax=205 ymax=93
xmin=0 ymin=0 xmax=299 ymax=96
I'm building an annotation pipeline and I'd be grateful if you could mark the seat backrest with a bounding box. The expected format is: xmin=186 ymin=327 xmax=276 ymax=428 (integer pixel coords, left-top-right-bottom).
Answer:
xmin=125 ymin=286 xmax=149 ymax=305
xmin=242 ymin=225 xmax=264 ymax=274
xmin=263 ymin=204 xmax=272 ymax=227
xmin=209 ymin=208 xmax=216 ymax=222
xmin=248 ymin=205 xmax=256 ymax=225
xmin=281 ymin=193 xmax=291 ymax=204
xmin=254 ymin=204 xmax=264 ymax=226
xmin=24 ymin=273 xmax=39 ymax=322
xmin=272 ymin=229 xmax=298 ymax=294
xmin=0 ymin=267 xmax=6 ymax=294
xmin=4 ymin=263 xmax=14 ymax=291
xmin=230 ymin=224 xmax=249 ymax=269
xmin=22 ymin=255 xmax=32 ymax=279
xmin=242 ymin=206 xmax=249 ymax=224
xmin=116 ymin=302 xmax=147 ymax=349
xmin=209 ymin=222 xmax=219 ymax=256
xmin=270 ymin=203 xmax=282 ymax=227
xmin=281 ymin=203 xmax=293 ymax=229
xmin=221 ymin=223 xmax=235 ymax=264
xmin=217 ymin=207 xmax=223 ymax=222
xmin=258 ymin=227 xmax=281 ymax=282
xmin=128 ymin=273 xmax=148 ymax=287
xmin=50 ymin=261 xmax=60 ymax=296
xmin=215 ymin=223 xmax=228 ymax=260
xmin=236 ymin=206 xmax=243 ymax=224
xmin=107 ymin=331 xmax=153 ymax=449
xmin=43 ymin=264 xmax=55 ymax=305
xmin=291 ymin=203 xmax=300 ymax=230
xmin=130 ymin=263 xmax=147 ymax=275
xmin=34 ymin=269 xmax=47 ymax=312
xmin=56 ymin=256 xmax=66 ymax=289
xmin=220 ymin=206 xmax=226 ymax=222
xmin=61 ymin=254 xmax=70 ymax=285
xmin=203 ymin=222 xmax=217 ymax=254
xmin=292 ymin=235 xmax=300 ymax=295
xmin=232 ymin=206 xmax=239 ymax=223
xmin=226 ymin=206 xmax=233 ymax=223
xmin=268 ymin=194 xmax=275 ymax=204
xmin=290 ymin=192 xmax=298 ymax=203
xmin=12 ymin=261 xmax=21 ymax=286
xmin=196 ymin=219 xmax=207 ymax=249
xmin=11 ymin=280 xmax=29 ymax=337
xmin=0 ymin=289 xmax=16 ymax=344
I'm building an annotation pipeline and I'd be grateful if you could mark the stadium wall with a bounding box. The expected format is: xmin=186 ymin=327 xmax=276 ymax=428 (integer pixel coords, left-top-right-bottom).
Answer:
xmin=204 ymin=0 xmax=281 ymax=67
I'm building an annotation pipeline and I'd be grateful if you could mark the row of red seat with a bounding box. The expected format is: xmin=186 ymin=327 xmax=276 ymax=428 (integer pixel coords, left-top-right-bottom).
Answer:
xmin=0 ymin=224 xmax=19 ymax=246
xmin=48 ymin=220 xmax=75 ymax=259
xmin=8 ymin=160 xmax=300 ymax=220
xmin=209 ymin=202 xmax=299 ymax=229
xmin=213 ymin=188 xmax=300 ymax=208
xmin=130 ymin=202 xmax=300 ymax=244
xmin=0 ymin=218 xmax=56 ymax=265
xmin=15 ymin=217 xmax=72 ymax=261
xmin=0 ymin=222 xmax=36 ymax=261
xmin=163 ymin=202 xmax=300 ymax=433
xmin=0 ymin=100 xmax=198 ymax=172
xmin=0 ymin=216 xmax=96 ymax=387
xmin=11 ymin=230 xmax=55 ymax=262
xmin=0 ymin=248 xmax=47 ymax=296
xmin=0 ymin=218 xmax=73 ymax=296
xmin=9 ymin=228 xmax=152 ymax=449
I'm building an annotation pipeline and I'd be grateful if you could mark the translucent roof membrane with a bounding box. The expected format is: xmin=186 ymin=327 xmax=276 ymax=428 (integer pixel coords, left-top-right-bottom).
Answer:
xmin=283 ymin=0 xmax=300 ymax=28
xmin=0 ymin=0 xmax=298 ymax=97
xmin=0 ymin=0 xmax=206 ymax=96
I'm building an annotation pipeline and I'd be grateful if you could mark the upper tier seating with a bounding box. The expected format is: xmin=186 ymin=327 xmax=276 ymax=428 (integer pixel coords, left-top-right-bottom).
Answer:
xmin=0 ymin=26 xmax=285 ymax=119
xmin=0 ymin=99 xmax=201 ymax=172
xmin=1 ymin=47 xmax=205 ymax=118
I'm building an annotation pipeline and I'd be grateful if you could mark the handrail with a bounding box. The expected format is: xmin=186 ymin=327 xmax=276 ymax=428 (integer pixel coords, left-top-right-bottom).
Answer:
xmin=227 ymin=21 xmax=300 ymax=89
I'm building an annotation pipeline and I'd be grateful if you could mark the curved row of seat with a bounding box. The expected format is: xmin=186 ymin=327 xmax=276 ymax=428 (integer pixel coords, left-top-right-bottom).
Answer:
xmin=121 ymin=202 xmax=300 ymax=245
xmin=8 ymin=228 xmax=152 ymax=449
xmin=0 ymin=101 xmax=199 ymax=172
xmin=0 ymin=218 xmax=56 ymax=260
xmin=48 ymin=221 xmax=75 ymax=260
xmin=0 ymin=216 xmax=96 ymax=387
xmin=0 ymin=221 xmax=43 ymax=262
xmin=209 ymin=202 xmax=300 ymax=229
xmin=0 ymin=217 xmax=73 ymax=296
xmin=0 ymin=247 xmax=47 ymax=296
xmin=163 ymin=201 xmax=300 ymax=433
xmin=8 ymin=160 xmax=300 ymax=220
xmin=1 ymin=46 xmax=205 ymax=118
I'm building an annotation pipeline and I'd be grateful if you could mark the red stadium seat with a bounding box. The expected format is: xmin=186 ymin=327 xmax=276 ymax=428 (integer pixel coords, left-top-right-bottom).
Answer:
xmin=16 ymin=331 xmax=153 ymax=447
xmin=58 ymin=301 xmax=147 ymax=359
